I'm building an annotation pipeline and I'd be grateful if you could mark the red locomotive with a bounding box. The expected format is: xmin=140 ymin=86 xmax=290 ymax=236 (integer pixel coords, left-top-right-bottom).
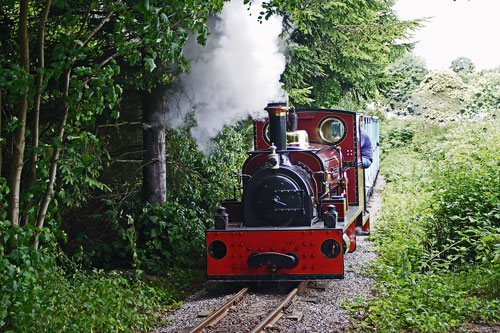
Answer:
xmin=206 ymin=102 xmax=379 ymax=281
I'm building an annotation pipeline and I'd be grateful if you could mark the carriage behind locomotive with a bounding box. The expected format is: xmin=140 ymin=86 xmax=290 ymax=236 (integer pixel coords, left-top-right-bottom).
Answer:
xmin=206 ymin=103 xmax=380 ymax=281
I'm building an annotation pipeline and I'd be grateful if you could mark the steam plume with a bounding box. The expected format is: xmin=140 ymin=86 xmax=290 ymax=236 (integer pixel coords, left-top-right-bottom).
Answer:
xmin=166 ymin=0 xmax=286 ymax=151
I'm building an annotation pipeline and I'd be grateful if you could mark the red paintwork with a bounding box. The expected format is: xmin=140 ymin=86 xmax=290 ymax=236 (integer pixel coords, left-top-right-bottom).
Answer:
xmin=345 ymin=221 xmax=357 ymax=252
xmin=298 ymin=112 xmax=356 ymax=163
xmin=243 ymin=154 xmax=268 ymax=176
xmin=254 ymin=109 xmax=358 ymax=205
xmin=206 ymin=229 xmax=344 ymax=277
xmin=362 ymin=216 xmax=370 ymax=232
xmin=346 ymin=167 xmax=357 ymax=205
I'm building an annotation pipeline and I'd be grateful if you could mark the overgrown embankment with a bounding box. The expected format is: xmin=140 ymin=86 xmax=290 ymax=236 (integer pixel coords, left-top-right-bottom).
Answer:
xmin=354 ymin=117 xmax=500 ymax=331
xmin=0 ymin=124 xmax=251 ymax=332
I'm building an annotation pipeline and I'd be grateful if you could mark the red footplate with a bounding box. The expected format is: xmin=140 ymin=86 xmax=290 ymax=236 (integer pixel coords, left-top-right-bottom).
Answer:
xmin=206 ymin=228 xmax=344 ymax=281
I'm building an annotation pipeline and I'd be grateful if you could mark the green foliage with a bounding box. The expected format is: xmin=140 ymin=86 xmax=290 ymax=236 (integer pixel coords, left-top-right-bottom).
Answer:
xmin=0 ymin=251 xmax=199 ymax=331
xmin=450 ymin=56 xmax=475 ymax=75
xmin=58 ymin=132 xmax=110 ymax=208
xmin=351 ymin=268 xmax=500 ymax=332
xmin=114 ymin=0 xmax=227 ymax=88
xmin=350 ymin=118 xmax=500 ymax=332
xmin=75 ymin=122 xmax=252 ymax=271
xmin=466 ymin=67 xmax=500 ymax=114
xmin=0 ymin=0 xmax=231 ymax=241
xmin=383 ymin=53 xmax=428 ymax=112
xmin=1 ymin=2 xmax=253 ymax=331
xmin=381 ymin=55 xmax=500 ymax=122
xmin=412 ymin=70 xmax=474 ymax=122
xmin=379 ymin=119 xmax=419 ymax=151
xmin=250 ymin=0 xmax=313 ymax=26
xmin=0 ymin=214 xmax=203 ymax=332
xmin=424 ymin=120 xmax=500 ymax=269
xmin=0 ymin=178 xmax=9 ymax=229
xmin=131 ymin=123 xmax=252 ymax=271
xmin=281 ymin=0 xmax=420 ymax=108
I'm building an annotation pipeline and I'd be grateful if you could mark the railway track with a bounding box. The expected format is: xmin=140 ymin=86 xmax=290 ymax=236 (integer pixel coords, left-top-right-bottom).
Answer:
xmin=186 ymin=282 xmax=308 ymax=333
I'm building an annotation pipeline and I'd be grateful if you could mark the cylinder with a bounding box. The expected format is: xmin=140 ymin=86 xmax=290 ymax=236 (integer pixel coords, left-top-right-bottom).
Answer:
xmin=264 ymin=102 xmax=288 ymax=151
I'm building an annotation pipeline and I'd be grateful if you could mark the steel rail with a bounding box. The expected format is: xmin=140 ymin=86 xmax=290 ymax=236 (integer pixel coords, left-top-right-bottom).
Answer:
xmin=250 ymin=282 xmax=307 ymax=333
xmin=188 ymin=287 xmax=249 ymax=333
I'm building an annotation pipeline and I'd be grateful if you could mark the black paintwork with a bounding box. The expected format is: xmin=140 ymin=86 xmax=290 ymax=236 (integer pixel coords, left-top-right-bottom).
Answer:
xmin=243 ymin=164 xmax=314 ymax=227
xmin=247 ymin=252 xmax=299 ymax=269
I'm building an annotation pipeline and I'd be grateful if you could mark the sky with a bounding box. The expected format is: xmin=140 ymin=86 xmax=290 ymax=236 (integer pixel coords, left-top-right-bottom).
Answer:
xmin=394 ymin=0 xmax=500 ymax=70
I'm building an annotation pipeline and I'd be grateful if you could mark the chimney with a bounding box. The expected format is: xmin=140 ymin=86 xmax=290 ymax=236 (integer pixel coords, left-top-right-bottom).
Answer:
xmin=264 ymin=102 xmax=288 ymax=151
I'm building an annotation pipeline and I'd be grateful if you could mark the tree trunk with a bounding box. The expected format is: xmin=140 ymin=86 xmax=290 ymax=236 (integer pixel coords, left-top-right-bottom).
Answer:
xmin=0 ymin=87 xmax=3 ymax=178
xmin=142 ymin=88 xmax=167 ymax=204
xmin=22 ymin=0 xmax=52 ymax=227
xmin=8 ymin=0 xmax=29 ymax=228
xmin=34 ymin=69 xmax=70 ymax=249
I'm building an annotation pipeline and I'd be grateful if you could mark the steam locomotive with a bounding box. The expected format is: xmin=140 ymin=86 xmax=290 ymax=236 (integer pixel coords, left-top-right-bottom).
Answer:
xmin=206 ymin=103 xmax=380 ymax=281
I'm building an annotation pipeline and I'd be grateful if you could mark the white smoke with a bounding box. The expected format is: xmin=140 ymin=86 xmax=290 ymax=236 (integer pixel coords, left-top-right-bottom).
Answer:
xmin=166 ymin=0 xmax=286 ymax=151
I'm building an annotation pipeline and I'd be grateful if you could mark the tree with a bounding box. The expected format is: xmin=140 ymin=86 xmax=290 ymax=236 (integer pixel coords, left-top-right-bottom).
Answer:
xmin=280 ymin=0 xmax=420 ymax=108
xmin=450 ymin=56 xmax=475 ymax=74
xmin=412 ymin=70 xmax=473 ymax=122
xmin=7 ymin=0 xmax=30 ymax=230
xmin=466 ymin=67 xmax=500 ymax=115
xmin=383 ymin=52 xmax=428 ymax=112
xmin=247 ymin=0 xmax=313 ymax=23
xmin=0 ymin=0 xmax=227 ymax=247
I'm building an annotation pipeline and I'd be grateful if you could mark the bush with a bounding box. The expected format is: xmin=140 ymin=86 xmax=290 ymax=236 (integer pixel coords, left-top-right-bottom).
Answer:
xmin=0 ymin=226 xmax=200 ymax=332
xmin=353 ymin=267 xmax=500 ymax=332
xmin=424 ymin=120 xmax=500 ymax=269
xmin=379 ymin=119 xmax=419 ymax=151
xmin=351 ymin=116 xmax=500 ymax=332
